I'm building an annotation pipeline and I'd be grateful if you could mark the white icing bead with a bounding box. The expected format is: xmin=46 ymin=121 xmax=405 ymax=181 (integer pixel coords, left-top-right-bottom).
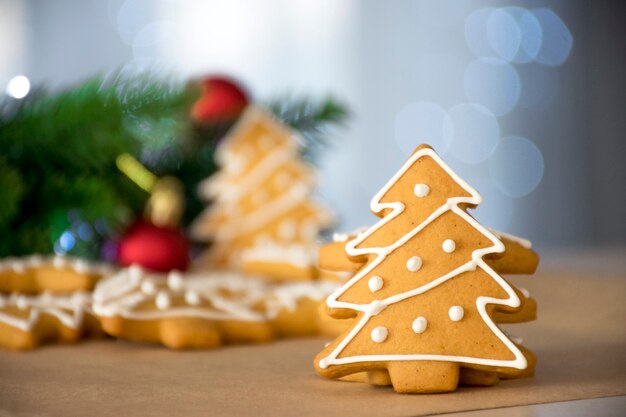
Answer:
xmin=442 ymin=239 xmax=456 ymax=253
xmin=413 ymin=183 xmax=430 ymax=197
xmin=141 ymin=280 xmax=157 ymax=295
xmin=406 ymin=256 xmax=422 ymax=272
xmin=40 ymin=292 xmax=52 ymax=303
xmin=278 ymin=220 xmax=296 ymax=240
xmin=53 ymin=256 xmax=67 ymax=268
xmin=71 ymin=292 xmax=88 ymax=306
xmin=167 ymin=271 xmax=184 ymax=291
xmin=128 ymin=264 xmax=144 ymax=284
xmin=411 ymin=316 xmax=428 ymax=334
xmin=368 ymin=276 xmax=383 ymax=293
xmin=324 ymin=341 xmax=331 ymax=348
xmin=16 ymin=296 xmax=29 ymax=310
xmin=520 ymin=287 xmax=530 ymax=298
xmin=155 ymin=292 xmax=170 ymax=310
xmin=26 ymin=255 xmax=44 ymax=267
xmin=332 ymin=232 xmax=349 ymax=242
xmin=10 ymin=261 xmax=26 ymax=273
xmin=370 ymin=326 xmax=388 ymax=343
xmin=449 ymin=306 xmax=464 ymax=321
xmin=184 ymin=290 xmax=201 ymax=306
xmin=73 ymin=259 xmax=89 ymax=274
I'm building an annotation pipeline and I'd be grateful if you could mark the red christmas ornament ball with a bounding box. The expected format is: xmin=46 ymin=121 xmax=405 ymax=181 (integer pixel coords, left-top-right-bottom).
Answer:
xmin=118 ymin=220 xmax=190 ymax=272
xmin=191 ymin=76 xmax=249 ymax=123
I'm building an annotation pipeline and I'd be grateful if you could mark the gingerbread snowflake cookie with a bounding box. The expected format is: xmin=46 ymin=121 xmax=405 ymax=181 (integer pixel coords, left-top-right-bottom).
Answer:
xmin=93 ymin=266 xmax=339 ymax=348
xmin=314 ymin=145 xmax=539 ymax=393
xmin=0 ymin=255 xmax=112 ymax=294
xmin=0 ymin=292 xmax=102 ymax=350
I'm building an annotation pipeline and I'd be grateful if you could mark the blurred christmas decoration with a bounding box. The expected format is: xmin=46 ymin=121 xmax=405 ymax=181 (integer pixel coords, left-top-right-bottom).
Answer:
xmin=191 ymin=107 xmax=333 ymax=281
xmin=115 ymin=153 xmax=189 ymax=272
xmin=0 ymin=71 xmax=348 ymax=262
xmin=191 ymin=76 xmax=249 ymax=123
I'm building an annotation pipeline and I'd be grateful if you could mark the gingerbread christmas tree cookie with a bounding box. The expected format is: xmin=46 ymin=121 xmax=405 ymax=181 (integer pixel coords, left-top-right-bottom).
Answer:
xmin=314 ymin=145 xmax=538 ymax=393
xmin=191 ymin=107 xmax=332 ymax=280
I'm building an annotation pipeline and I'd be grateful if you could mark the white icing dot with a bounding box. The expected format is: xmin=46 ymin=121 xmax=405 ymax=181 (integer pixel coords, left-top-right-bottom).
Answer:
xmin=412 ymin=316 xmax=428 ymax=334
xmin=368 ymin=276 xmax=384 ymax=293
xmin=442 ymin=239 xmax=456 ymax=253
xmin=318 ymin=358 xmax=328 ymax=369
xmin=413 ymin=183 xmax=430 ymax=197
xmin=370 ymin=326 xmax=388 ymax=343
xmin=128 ymin=264 xmax=144 ymax=284
xmin=184 ymin=290 xmax=201 ymax=306
xmin=16 ymin=296 xmax=29 ymax=310
xmin=26 ymin=255 xmax=44 ymax=267
xmin=141 ymin=280 xmax=157 ymax=295
xmin=167 ymin=271 xmax=184 ymax=291
xmin=40 ymin=292 xmax=52 ymax=303
xmin=10 ymin=261 xmax=26 ymax=273
xmin=406 ymin=256 xmax=423 ymax=272
xmin=278 ymin=220 xmax=296 ymax=240
xmin=324 ymin=341 xmax=331 ymax=348
xmin=53 ymin=256 xmax=67 ymax=269
xmin=449 ymin=306 xmax=464 ymax=321
xmin=73 ymin=259 xmax=89 ymax=274
xmin=155 ymin=291 xmax=171 ymax=310
xmin=520 ymin=287 xmax=530 ymax=298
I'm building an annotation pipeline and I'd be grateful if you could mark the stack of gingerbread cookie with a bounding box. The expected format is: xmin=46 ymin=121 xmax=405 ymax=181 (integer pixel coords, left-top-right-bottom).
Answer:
xmin=314 ymin=145 xmax=539 ymax=393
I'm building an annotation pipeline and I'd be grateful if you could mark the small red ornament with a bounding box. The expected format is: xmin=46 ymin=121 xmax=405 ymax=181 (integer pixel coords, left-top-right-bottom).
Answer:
xmin=118 ymin=219 xmax=189 ymax=272
xmin=191 ymin=76 xmax=249 ymax=123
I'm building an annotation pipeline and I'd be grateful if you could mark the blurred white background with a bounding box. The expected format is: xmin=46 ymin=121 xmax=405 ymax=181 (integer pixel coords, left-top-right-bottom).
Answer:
xmin=1 ymin=0 xmax=624 ymax=249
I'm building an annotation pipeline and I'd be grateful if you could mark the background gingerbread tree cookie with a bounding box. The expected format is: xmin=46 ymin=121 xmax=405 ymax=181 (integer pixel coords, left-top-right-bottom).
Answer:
xmin=315 ymin=145 xmax=538 ymax=394
xmin=191 ymin=106 xmax=332 ymax=280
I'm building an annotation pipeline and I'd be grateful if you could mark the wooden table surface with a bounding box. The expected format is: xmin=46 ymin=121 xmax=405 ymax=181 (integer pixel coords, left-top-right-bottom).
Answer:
xmin=1 ymin=250 xmax=625 ymax=417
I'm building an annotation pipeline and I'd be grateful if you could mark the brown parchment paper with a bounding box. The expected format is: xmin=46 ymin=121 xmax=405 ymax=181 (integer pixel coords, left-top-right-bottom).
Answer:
xmin=0 ymin=266 xmax=625 ymax=417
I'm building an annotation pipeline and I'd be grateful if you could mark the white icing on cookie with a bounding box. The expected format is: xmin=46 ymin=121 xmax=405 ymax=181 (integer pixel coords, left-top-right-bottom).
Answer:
xmin=370 ymin=326 xmax=388 ymax=343
xmin=448 ymin=306 xmax=464 ymax=321
xmin=368 ymin=276 xmax=383 ymax=293
xmin=0 ymin=255 xmax=114 ymax=276
xmin=240 ymin=241 xmax=317 ymax=269
xmin=413 ymin=183 xmax=430 ymax=197
xmin=318 ymin=147 xmax=528 ymax=371
xmin=93 ymin=268 xmax=339 ymax=324
xmin=412 ymin=316 xmax=428 ymax=334
xmin=0 ymin=292 xmax=91 ymax=331
xmin=406 ymin=256 xmax=422 ymax=272
xmin=442 ymin=239 xmax=456 ymax=253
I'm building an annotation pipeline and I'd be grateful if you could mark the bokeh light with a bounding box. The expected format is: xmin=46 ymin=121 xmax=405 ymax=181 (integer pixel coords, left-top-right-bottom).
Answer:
xmin=486 ymin=9 xmax=521 ymax=62
xmin=511 ymin=7 xmax=543 ymax=63
xmin=488 ymin=136 xmax=544 ymax=198
xmin=465 ymin=8 xmax=495 ymax=58
xmin=448 ymin=103 xmax=500 ymax=164
xmin=533 ymin=8 xmax=573 ymax=67
xmin=464 ymin=58 xmax=521 ymax=116
xmin=6 ymin=75 xmax=30 ymax=99
xmin=394 ymin=102 xmax=453 ymax=156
